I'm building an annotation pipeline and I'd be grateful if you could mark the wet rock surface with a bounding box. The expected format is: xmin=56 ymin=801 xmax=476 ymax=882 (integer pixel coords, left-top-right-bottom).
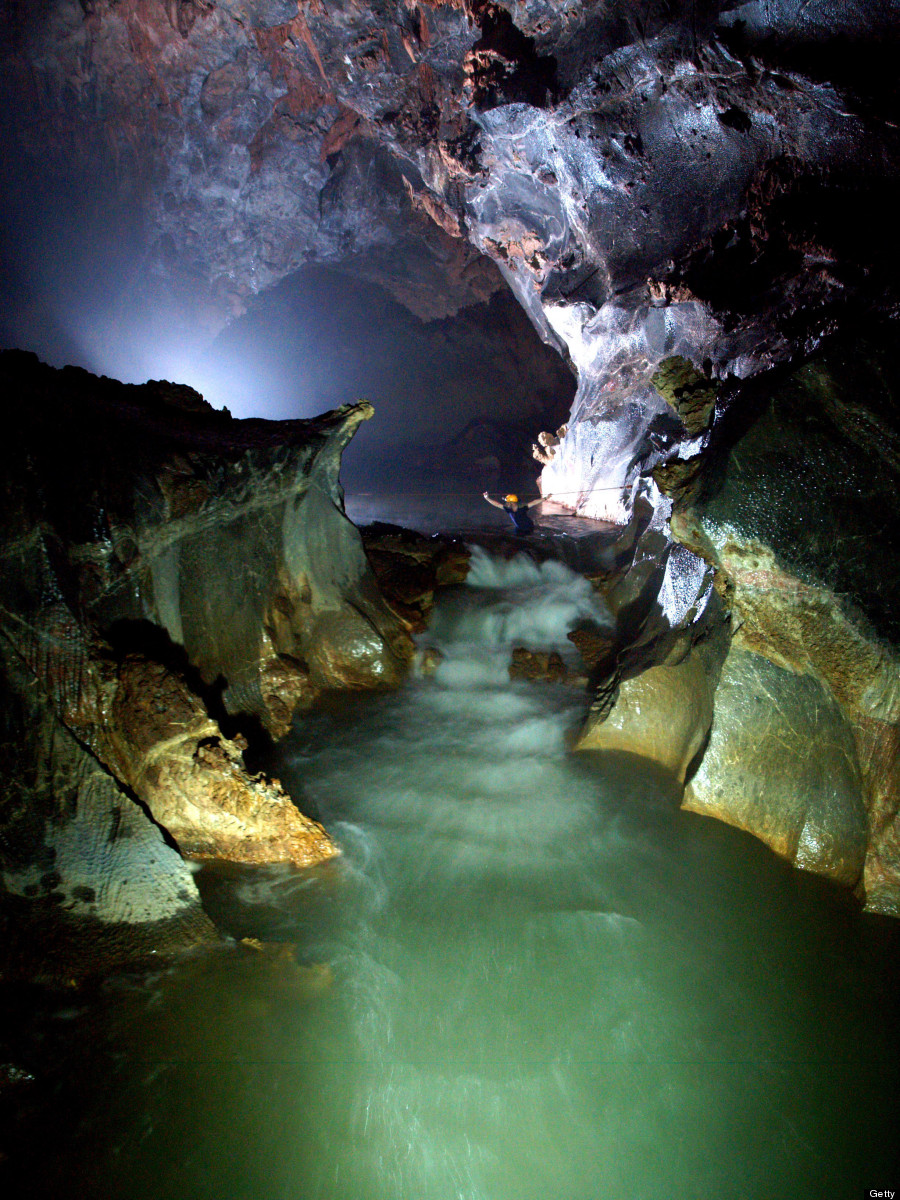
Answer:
xmin=361 ymin=521 xmax=471 ymax=632
xmin=670 ymin=332 xmax=900 ymax=910
xmin=575 ymin=622 xmax=728 ymax=783
xmin=508 ymin=646 xmax=570 ymax=684
xmin=0 ymin=349 xmax=416 ymax=969
xmin=0 ymin=638 xmax=216 ymax=963
xmin=2 ymin=0 xmax=900 ymax=922
xmin=684 ymin=646 xmax=868 ymax=887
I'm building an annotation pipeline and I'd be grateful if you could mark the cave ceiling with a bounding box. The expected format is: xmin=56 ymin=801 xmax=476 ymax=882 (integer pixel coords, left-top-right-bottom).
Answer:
xmin=1 ymin=0 xmax=899 ymax=382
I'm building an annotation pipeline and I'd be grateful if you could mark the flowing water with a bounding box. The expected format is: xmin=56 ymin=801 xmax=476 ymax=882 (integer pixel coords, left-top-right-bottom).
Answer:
xmin=5 ymin=549 xmax=900 ymax=1199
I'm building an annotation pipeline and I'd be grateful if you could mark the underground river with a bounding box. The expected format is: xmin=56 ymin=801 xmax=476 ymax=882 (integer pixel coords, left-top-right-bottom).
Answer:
xmin=4 ymin=544 xmax=900 ymax=1199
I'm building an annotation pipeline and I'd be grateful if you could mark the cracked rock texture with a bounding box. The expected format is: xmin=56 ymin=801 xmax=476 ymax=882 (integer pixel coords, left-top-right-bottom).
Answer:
xmin=0 ymin=349 xmax=412 ymax=964
xmin=0 ymin=635 xmax=217 ymax=981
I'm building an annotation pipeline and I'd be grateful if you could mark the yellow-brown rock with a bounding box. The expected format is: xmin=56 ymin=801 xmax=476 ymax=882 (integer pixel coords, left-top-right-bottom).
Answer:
xmin=65 ymin=652 xmax=338 ymax=869
xmin=683 ymin=647 xmax=867 ymax=886
xmin=509 ymin=647 xmax=568 ymax=683
xmin=673 ymin=525 xmax=900 ymax=910
xmin=361 ymin=523 xmax=470 ymax=632
xmin=138 ymin=737 xmax=336 ymax=868
xmin=574 ymin=646 xmax=717 ymax=782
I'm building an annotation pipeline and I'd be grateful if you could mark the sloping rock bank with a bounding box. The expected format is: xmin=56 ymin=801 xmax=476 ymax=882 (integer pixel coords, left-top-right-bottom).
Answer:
xmin=0 ymin=350 xmax=413 ymax=974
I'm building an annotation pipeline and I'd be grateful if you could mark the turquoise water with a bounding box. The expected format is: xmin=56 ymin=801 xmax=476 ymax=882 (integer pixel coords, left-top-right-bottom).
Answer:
xmin=4 ymin=549 xmax=899 ymax=1199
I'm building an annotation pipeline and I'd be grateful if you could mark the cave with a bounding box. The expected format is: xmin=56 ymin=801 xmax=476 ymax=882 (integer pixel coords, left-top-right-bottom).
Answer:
xmin=2 ymin=1 xmax=900 ymax=1196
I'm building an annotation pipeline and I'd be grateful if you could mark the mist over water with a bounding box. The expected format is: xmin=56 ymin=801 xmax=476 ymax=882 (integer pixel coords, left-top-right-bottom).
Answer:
xmin=9 ymin=550 xmax=900 ymax=1199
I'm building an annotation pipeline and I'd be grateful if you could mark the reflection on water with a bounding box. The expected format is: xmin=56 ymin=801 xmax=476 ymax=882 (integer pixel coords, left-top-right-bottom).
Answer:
xmin=4 ymin=549 xmax=900 ymax=1199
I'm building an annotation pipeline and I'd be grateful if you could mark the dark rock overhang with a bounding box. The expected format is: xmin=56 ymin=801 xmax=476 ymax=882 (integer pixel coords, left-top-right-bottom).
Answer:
xmin=1 ymin=0 xmax=898 ymax=365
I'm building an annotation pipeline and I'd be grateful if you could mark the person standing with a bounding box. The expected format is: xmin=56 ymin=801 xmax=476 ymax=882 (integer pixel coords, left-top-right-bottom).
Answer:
xmin=482 ymin=491 xmax=548 ymax=535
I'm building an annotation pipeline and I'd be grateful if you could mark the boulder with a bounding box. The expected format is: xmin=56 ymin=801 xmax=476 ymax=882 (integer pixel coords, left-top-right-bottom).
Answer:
xmin=306 ymin=608 xmax=409 ymax=690
xmin=672 ymin=335 xmax=900 ymax=909
xmin=509 ymin=647 xmax=569 ymax=684
xmin=684 ymin=647 xmax=868 ymax=887
xmin=361 ymin=522 xmax=470 ymax=632
xmin=574 ymin=626 xmax=726 ymax=783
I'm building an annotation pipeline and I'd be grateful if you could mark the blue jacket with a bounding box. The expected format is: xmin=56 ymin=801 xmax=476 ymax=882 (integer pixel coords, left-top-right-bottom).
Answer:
xmin=503 ymin=502 xmax=534 ymax=533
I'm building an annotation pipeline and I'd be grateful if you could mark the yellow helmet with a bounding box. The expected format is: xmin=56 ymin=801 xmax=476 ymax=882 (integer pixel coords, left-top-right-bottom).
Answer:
xmin=504 ymin=493 xmax=518 ymax=503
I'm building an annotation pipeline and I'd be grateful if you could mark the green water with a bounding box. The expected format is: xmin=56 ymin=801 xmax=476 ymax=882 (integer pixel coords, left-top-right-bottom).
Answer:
xmin=4 ymin=549 xmax=898 ymax=1199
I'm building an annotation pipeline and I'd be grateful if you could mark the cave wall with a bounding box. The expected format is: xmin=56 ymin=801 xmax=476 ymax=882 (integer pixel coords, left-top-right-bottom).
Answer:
xmin=3 ymin=3 xmax=896 ymax=409
xmin=4 ymin=3 xmax=897 ymax=532
xmin=671 ymin=334 xmax=900 ymax=913
xmin=0 ymin=349 xmax=415 ymax=968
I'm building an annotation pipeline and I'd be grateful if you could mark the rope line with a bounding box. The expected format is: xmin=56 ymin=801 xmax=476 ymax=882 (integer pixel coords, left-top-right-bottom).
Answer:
xmin=347 ymin=487 xmax=630 ymax=497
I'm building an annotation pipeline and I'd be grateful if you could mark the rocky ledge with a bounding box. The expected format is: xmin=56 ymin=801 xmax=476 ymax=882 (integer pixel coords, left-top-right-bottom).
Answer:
xmin=0 ymin=350 xmax=416 ymax=974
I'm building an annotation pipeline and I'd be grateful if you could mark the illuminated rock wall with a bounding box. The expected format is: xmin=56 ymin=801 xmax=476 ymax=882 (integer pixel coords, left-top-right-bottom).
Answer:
xmin=675 ymin=336 xmax=900 ymax=912
xmin=0 ymin=350 xmax=411 ymax=966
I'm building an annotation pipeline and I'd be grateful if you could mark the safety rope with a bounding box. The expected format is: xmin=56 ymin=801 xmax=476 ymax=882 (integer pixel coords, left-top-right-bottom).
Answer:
xmin=347 ymin=487 xmax=630 ymax=496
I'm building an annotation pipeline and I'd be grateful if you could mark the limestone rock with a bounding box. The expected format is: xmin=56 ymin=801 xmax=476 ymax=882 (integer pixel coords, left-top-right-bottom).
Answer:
xmin=306 ymin=608 xmax=409 ymax=690
xmin=574 ymin=636 xmax=721 ymax=783
xmin=145 ymin=740 xmax=335 ymax=867
xmin=0 ymin=350 xmax=424 ymax=968
xmin=1 ymin=350 xmax=408 ymax=736
xmin=509 ymin=647 xmax=568 ymax=684
xmin=361 ymin=522 xmax=470 ymax=632
xmin=698 ymin=338 xmax=900 ymax=644
xmin=413 ymin=647 xmax=444 ymax=678
xmin=671 ymin=336 xmax=900 ymax=910
xmin=684 ymin=648 xmax=868 ymax=887
xmin=258 ymin=644 xmax=320 ymax=741
xmin=567 ymin=625 xmax=617 ymax=675
xmin=649 ymin=356 xmax=717 ymax=437
xmin=0 ymin=642 xmax=215 ymax=979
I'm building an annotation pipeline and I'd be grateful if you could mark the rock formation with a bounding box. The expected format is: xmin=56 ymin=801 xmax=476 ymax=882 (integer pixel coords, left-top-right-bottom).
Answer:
xmin=360 ymin=522 xmax=470 ymax=632
xmin=0 ymin=350 xmax=415 ymax=971
xmin=673 ymin=335 xmax=900 ymax=913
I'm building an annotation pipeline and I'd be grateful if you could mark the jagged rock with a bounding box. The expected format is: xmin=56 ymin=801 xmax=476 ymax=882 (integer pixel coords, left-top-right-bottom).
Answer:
xmin=528 ymin=429 xmax=564 ymax=465
xmin=413 ymin=646 xmax=444 ymax=678
xmin=508 ymin=647 xmax=568 ymax=684
xmin=6 ymin=600 xmax=333 ymax=866
xmin=1 ymin=350 xmax=408 ymax=733
xmin=0 ymin=349 xmax=420 ymax=969
xmin=361 ymin=522 xmax=470 ymax=632
xmin=684 ymin=647 xmax=868 ymax=887
xmin=567 ymin=625 xmax=617 ymax=675
xmin=6 ymin=0 xmax=896 ymax=395
xmin=1 ymin=0 xmax=900 ymax=928
xmin=649 ymin=357 xmax=718 ymax=438
xmin=0 ymin=639 xmax=216 ymax=977
xmin=258 ymin=640 xmax=319 ymax=740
